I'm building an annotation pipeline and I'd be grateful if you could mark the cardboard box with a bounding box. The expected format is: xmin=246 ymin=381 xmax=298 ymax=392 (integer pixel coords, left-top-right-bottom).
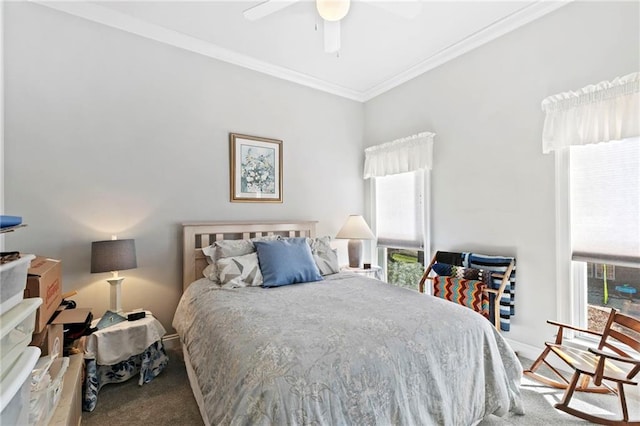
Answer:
xmin=49 ymin=354 xmax=83 ymax=426
xmin=50 ymin=308 xmax=92 ymax=326
xmin=24 ymin=257 xmax=62 ymax=333
xmin=29 ymin=323 xmax=64 ymax=359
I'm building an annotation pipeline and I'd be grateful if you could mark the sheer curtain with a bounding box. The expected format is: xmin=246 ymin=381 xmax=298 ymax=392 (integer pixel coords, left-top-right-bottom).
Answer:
xmin=541 ymin=72 xmax=639 ymax=153
xmin=363 ymin=132 xmax=435 ymax=178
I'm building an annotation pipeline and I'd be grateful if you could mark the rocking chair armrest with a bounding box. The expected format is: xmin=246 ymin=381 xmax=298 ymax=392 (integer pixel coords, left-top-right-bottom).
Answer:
xmin=588 ymin=347 xmax=640 ymax=365
xmin=546 ymin=320 xmax=604 ymax=337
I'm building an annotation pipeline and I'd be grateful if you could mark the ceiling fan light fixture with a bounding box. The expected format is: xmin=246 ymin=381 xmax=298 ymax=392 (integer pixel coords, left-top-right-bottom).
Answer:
xmin=316 ymin=0 xmax=350 ymax=22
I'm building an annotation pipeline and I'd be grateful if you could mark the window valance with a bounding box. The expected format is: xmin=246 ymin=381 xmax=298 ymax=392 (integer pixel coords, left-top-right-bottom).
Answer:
xmin=541 ymin=72 xmax=639 ymax=153
xmin=363 ymin=131 xmax=435 ymax=178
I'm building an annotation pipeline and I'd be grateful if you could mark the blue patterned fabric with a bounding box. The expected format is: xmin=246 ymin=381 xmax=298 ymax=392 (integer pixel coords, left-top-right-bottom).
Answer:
xmin=83 ymin=340 xmax=169 ymax=412
xmin=462 ymin=252 xmax=516 ymax=332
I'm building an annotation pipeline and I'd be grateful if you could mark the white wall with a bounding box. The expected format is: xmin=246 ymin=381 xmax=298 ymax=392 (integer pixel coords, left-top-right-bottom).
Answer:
xmin=3 ymin=2 xmax=364 ymax=332
xmin=1 ymin=0 xmax=5 ymax=238
xmin=364 ymin=1 xmax=639 ymax=354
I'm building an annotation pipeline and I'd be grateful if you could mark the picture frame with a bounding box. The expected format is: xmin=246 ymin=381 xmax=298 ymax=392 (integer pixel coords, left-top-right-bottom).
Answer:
xmin=229 ymin=133 xmax=283 ymax=203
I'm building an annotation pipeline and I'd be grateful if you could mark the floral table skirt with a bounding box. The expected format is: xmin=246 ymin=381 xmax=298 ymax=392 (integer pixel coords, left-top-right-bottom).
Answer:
xmin=83 ymin=340 xmax=169 ymax=412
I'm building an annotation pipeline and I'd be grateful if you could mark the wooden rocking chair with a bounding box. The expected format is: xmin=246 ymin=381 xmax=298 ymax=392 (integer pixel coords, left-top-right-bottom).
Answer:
xmin=524 ymin=308 xmax=640 ymax=425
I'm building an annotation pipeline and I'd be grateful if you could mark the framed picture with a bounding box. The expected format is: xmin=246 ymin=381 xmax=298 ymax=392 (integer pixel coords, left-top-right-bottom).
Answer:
xmin=229 ymin=133 xmax=283 ymax=203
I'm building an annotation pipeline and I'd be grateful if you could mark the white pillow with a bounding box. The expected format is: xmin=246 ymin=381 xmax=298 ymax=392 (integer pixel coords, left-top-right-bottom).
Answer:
xmin=308 ymin=236 xmax=340 ymax=275
xmin=216 ymin=252 xmax=263 ymax=287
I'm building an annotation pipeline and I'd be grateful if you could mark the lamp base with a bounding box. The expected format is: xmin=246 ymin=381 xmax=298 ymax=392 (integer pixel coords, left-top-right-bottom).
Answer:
xmin=347 ymin=239 xmax=363 ymax=268
xmin=106 ymin=277 xmax=125 ymax=313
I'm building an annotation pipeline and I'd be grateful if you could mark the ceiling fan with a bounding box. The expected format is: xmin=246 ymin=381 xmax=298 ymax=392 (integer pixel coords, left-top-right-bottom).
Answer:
xmin=243 ymin=0 xmax=422 ymax=54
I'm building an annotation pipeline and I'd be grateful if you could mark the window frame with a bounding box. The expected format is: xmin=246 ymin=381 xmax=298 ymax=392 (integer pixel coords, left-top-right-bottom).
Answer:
xmin=369 ymin=169 xmax=431 ymax=284
xmin=556 ymin=143 xmax=637 ymax=340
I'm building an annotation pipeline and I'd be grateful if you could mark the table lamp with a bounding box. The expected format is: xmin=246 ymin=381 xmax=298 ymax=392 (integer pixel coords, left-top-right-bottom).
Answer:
xmin=335 ymin=215 xmax=375 ymax=268
xmin=91 ymin=237 xmax=137 ymax=313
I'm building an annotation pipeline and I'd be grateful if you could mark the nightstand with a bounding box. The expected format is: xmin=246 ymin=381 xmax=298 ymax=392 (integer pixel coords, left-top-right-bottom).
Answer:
xmin=341 ymin=265 xmax=384 ymax=280
xmin=82 ymin=311 xmax=168 ymax=412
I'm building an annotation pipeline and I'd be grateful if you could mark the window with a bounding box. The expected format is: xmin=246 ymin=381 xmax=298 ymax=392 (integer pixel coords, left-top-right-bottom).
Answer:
xmin=363 ymin=131 xmax=434 ymax=291
xmin=374 ymin=170 xmax=427 ymax=290
xmin=569 ymin=137 xmax=640 ymax=333
xmin=543 ymin=73 xmax=639 ymax=337
xmin=385 ymin=248 xmax=425 ymax=291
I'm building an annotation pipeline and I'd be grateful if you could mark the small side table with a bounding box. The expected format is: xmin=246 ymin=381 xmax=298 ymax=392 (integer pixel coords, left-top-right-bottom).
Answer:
xmin=82 ymin=311 xmax=168 ymax=412
xmin=341 ymin=265 xmax=384 ymax=281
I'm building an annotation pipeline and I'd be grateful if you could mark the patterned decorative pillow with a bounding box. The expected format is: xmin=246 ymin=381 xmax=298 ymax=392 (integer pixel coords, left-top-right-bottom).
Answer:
xmin=202 ymin=236 xmax=280 ymax=282
xmin=201 ymin=264 xmax=218 ymax=282
xmin=308 ymin=236 xmax=340 ymax=275
xmin=201 ymin=245 xmax=219 ymax=282
xmin=216 ymin=252 xmax=263 ymax=288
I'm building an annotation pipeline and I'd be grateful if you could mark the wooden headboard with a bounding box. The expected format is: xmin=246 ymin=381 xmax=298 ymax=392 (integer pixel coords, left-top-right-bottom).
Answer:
xmin=182 ymin=221 xmax=317 ymax=291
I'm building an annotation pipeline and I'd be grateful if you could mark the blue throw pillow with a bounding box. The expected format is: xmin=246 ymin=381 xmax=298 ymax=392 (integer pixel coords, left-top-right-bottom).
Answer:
xmin=254 ymin=237 xmax=323 ymax=287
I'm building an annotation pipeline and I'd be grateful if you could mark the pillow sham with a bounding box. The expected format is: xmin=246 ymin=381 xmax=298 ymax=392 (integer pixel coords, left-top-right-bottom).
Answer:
xmin=216 ymin=252 xmax=263 ymax=287
xmin=308 ymin=236 xmax=340 ymax=275
xmin=254 ymin=237 xmax=323 ymax=287
xmin=201 ymin=235 xmax=280 ymax=281
xmin=202 ymin=264 xmax=218 ymax=282
xmin=201 ymin=245 xmax=219 ymax=282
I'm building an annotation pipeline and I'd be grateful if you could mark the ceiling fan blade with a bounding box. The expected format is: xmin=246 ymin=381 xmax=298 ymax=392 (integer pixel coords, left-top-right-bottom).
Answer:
xmin=243 ymin=0 xmax=301 ymax=21
xmin=368 ymin=0 xmax=422 ymax=20
xmin=323 ymin=20 xmax=340 ymax=53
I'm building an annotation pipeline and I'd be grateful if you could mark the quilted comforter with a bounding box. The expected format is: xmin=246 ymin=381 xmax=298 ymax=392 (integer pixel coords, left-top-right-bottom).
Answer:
xmin=173 ymin=273 xmax=524 ymax=425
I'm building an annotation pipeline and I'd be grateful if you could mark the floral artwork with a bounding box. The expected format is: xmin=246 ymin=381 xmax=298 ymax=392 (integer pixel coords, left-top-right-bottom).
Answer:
xmin=230 ymin=133 xmax=282 ymax=202
xmin=240 ymin=145 xmax=276 ymax=194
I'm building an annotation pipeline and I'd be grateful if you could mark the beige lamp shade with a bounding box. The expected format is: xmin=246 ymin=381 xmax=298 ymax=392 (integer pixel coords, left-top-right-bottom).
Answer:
xmin=336 ymin=215 xmax=375 ymax=268
xmin=336 ymin=215 xmax=375 ymax=240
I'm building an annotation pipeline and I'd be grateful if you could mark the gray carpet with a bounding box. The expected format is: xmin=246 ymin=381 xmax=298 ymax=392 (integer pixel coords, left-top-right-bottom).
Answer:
xmin=82 ymin=347 xmax=203 ymax=426
xmin=83 ymin=350 xmax=638 ymax=425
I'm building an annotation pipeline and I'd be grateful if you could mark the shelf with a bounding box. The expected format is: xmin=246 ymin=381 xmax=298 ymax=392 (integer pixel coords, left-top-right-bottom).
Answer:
xmin=0 ymin=224 xmax=27 ymax=234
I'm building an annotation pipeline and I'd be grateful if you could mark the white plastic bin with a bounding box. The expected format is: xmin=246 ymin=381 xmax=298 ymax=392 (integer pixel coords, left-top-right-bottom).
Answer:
xmin=0 ymin=347 xmax=41 ymax=426
xmin=29 ymin=356 xmax=69 ymax=426
xmin=0 ymin=254 xmax=36 ymax=315
xmin=0 ymin=298 xmax=42 ymax=379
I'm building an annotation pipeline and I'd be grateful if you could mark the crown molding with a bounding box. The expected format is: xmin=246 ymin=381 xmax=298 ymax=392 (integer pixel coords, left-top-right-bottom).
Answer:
xmin=361 ymin=1 xmax=572 ymax=101
xmin=33 ymin=1 xmax=365 ymax=102
xmin=33 ymin=0 xmax=570 ymax=104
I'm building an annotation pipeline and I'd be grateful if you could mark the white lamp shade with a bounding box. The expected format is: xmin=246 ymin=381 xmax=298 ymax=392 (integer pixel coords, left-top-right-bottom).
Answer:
xmin=336 ymin=215 xmax=375 ymax=240
xmin=316 ymin=0 xmax=350 ymax=22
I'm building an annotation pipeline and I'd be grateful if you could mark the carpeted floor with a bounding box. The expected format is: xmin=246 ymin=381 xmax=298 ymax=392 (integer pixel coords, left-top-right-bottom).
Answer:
xmin=82 ymin=348 xmax=638 ymax=425
xmin=82 ymin=347 xmax=203 ymax=426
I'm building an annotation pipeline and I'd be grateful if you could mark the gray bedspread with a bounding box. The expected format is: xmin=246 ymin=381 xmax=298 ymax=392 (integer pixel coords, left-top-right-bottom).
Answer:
xmin=173 ymin=273 xmax=524 ymax=426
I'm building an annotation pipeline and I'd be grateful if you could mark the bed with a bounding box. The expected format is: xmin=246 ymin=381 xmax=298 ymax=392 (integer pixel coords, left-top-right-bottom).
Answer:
xmin=173 ymin=221 xmax=524 ymax=425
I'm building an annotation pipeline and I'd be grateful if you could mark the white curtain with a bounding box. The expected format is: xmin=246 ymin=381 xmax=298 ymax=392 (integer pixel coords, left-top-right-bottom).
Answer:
xmin=363 ymin=132 xmax=435 ymax=178
xmin=541 ymin=72 xmax=639 ymax=153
